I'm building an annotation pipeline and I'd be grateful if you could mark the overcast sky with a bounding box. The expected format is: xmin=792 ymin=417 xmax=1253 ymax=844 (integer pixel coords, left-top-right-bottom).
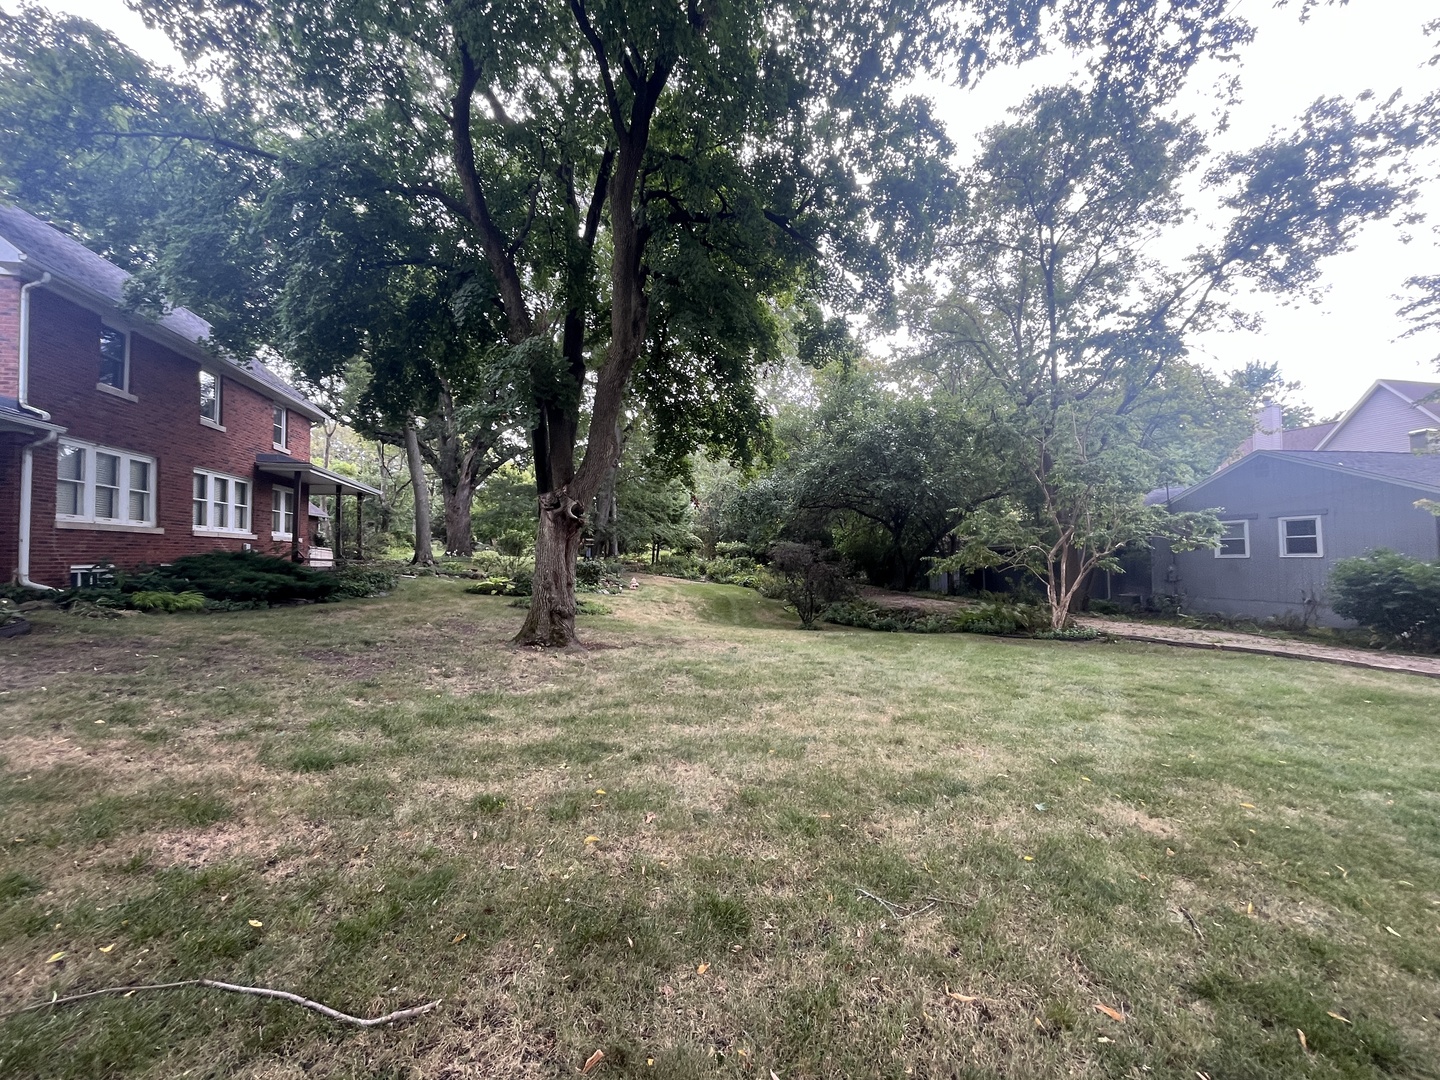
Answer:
xmin=22 ymin=0 xmax=1440 ymax=417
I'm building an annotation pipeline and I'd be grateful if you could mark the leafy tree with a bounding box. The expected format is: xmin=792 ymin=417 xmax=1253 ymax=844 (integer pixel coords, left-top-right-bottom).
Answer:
xmin=771 ymin=374 xmax=1011 ymax=589
xmin=473 ymin=463 xmax=540 ymax=553
xmin=769 ymin=542 xmax=855 ymax=629
xmin=0 ymin=0 xmax=1262 ymax=648
xmin=920 ymin=85 xmax=1420 ymax=627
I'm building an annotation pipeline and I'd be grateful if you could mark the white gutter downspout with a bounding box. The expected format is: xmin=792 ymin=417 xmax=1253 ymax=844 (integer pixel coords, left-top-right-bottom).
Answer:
xmin=17 ymin=429 xmax=58 ymax=589
xmin=18 ymin=272 xmax=52 ymax=419
xmin=16 ymin=272 xmax=57 ymax=587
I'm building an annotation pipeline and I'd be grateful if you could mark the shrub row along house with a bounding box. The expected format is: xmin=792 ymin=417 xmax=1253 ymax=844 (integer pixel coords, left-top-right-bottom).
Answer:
xmin=1150 ymin=384 xmax=1440 ymax=626
xmin=0 ymin=206 xmax=378 ymax=589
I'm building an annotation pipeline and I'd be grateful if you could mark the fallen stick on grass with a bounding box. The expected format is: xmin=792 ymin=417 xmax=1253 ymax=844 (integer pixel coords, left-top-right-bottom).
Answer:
xmin=2 ymin=978 xmax=442 ymax=1027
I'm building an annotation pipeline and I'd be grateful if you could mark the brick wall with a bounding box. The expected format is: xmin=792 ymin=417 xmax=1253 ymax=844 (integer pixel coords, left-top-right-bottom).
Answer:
xmin=19 ymin=288 xmax=320 ymax=586
xmin=0 ymin=275 xmax=22 ymax=398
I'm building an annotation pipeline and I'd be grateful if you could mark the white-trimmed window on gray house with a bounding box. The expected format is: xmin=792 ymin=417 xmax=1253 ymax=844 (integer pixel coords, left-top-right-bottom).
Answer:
xmin=272 ymin=404 xmax=287 ymax=449
xmin=193 ymin=469 xmax=252 ymax=534
xmin=1279 ymin=516 xmax=1323 ymax=558
xmin=199 ymin=370 xmax=222 ymax=427
xmin=1215 ymin=520 xmax=1249 ymax=558
xmin=55 ymin=439 xmax=155 ymax=527
xmin=98 ymin=325 xmax=132 ymax=397
xmin=271 ymin=487 xmax=296 ymax=539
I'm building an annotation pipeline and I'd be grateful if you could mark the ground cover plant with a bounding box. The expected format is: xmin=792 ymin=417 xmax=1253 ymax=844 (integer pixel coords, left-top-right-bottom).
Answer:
xmin=1 ymin=576 xmax=1438 ymax=1078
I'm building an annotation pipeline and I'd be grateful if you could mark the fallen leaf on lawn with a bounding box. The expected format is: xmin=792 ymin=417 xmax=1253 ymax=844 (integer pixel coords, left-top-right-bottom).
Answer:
xmin=1386 ymin=926 xmax=1402 ymax=937
xmin=584 ymin=836 xmax=599 ymax=844
xmin=771 ymin=1072 xmax=782 ymax=1080
xmin=581 ymin=1049 xmax=605 ymax=1074
xmin=1081 ymin=776 xmax=1092 ymax=782
xmin=98 ymin=944 xmax=116 ymax=954
xmin=595 ymin=789 xmax=606 ymax=795
xmin=644 ymin=812 xmax=656 ymax=824
xmin=1022 ymin=856 xmax=1034 ymax=862
xmin=1165 ymin=848 xmax=1176 ymax=857
xmin=947 ymin=991 xmax=980 ymax=1003
xmin=1327 ymin=1011 xmax=1351 ymax=1024
xmin=248 ymin=920 xmax=263 ymax=928
xmin=1094 ymin=1003 xmax=1125 ymax=1022
xmin=45 ymin=952 xmax=65 ymax=964
xmin=1297 ymin=1029 xmax=1309 ymax=1052
xmin=660 ymin=984 xmax=674 ymax=997
xmin=1096 ymin=1036 xmax=1113 ymax=1044
xmin=1240 ymin=802 xmax=1256 ymax=809
xmin=696 ymin=963 xmax=710 ymax=974
xmin=450 ymin=933 xmax=467 ymax=944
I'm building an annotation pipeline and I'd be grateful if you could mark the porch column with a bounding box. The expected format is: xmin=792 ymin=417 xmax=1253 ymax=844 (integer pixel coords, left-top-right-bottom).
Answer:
xmin=334 ymin=490 xmax=344 ymax=567
xmin=356 ymin=494 xmax=364 ymax=560
xmin=291 ymin=471 xmax=303 ymax=563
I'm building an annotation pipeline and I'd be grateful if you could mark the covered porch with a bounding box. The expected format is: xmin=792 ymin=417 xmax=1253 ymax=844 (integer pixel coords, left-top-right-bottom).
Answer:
xmin=255 ymin=454 xmax=383 ymax=566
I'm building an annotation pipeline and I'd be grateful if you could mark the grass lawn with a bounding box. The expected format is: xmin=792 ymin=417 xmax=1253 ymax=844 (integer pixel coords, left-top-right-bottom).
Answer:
xmin=2 ymin=576 xmax=1439 ymax=1079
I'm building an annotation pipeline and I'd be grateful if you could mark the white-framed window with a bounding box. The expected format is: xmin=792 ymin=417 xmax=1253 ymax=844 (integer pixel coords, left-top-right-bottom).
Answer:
xmin=272 ymin=404 xmax=288 ymax=449
xmin=271 ymin=487 xmax=296 ymax=539
xmin=199 ymin=370 xmax=222 ymax=426
xmin=1215 ymin=520 xmax=1250 ymax=559
xmin=193 ymin=469 xmax=251 ymax=534
xmin=55 ymin=439 xmax=155 ymax=526
xmin=98 ymin=325 xmax=129 ymax=392
xmin=1279 ymin=516 xmax=1323 ymax=558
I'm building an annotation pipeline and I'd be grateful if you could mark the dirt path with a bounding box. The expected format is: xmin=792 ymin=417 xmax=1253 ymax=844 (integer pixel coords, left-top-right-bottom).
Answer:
xmin=1075 ymin=615 xmax=1440 ymax=680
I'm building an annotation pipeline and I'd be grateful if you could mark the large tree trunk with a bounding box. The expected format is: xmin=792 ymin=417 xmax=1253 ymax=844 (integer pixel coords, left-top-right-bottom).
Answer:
xmin=441 ymin=477 xmax=475 ymax=557
xmin=403 ymin=424 xmax=434 ymax=566
xmin=516 ymin=491 xmax=586 ymax=647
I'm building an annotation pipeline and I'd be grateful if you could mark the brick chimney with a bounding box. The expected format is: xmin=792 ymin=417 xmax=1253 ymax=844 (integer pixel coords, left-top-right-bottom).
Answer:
xmin=1252 ymin=400 xmax=1284 ymax=451
xmin=1410 ymin=428 xmax=1440 ymax=454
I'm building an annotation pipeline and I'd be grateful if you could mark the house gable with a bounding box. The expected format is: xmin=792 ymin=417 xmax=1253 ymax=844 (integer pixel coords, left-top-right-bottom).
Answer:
xmin=1315 ymin=380 xmax=1440 ymax=452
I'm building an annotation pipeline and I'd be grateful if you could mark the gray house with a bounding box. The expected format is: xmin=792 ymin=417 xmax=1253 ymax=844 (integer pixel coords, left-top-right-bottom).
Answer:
xmin=1151 ymin=452 xmax=1440 ymax=625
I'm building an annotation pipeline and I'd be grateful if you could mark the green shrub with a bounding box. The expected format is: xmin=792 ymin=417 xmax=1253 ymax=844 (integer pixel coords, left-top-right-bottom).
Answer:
xmin=1087 ymin=599 xmax=1123 ymax=616
xmin=651 ymin=554 xmax=705 ymax=580
xmin=130 ymin=590 xmax=207 ymax=613
xmin=1331 ymin=550 xmax=1440 ymax=652
xmin=124 ymin=551 xmax=341 ymax=606
xmin=576 ymin=558 xmax=626 ymax=592
xmin=0 ymin=583 xmax=54 ymax=604
xmin=1032 ymin=626 xmax=1102 ymax=641
xmin=822 ymin=598 xmax=1049 ymax=636
xmin=700 ymin=556 xmax=768 ymax=587
xmin=330 ymin=563 xmax=401 ymax=597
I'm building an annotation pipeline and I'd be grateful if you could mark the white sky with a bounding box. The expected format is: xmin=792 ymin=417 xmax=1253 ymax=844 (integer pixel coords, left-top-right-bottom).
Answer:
xmin=24 ymin=0 xmax=1440 ymax=417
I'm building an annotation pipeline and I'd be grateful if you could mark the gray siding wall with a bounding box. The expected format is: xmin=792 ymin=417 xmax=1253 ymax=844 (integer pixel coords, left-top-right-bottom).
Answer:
xmin=1151 ymin=456 xmax=1440 ymax=625
xmin=1324 ymin=389 xmax=1435 ymax=452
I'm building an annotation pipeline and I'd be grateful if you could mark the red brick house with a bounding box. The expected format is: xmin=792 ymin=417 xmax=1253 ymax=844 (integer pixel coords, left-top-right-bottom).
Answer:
xmin=0 ymin=206 xmax=378 ymax=589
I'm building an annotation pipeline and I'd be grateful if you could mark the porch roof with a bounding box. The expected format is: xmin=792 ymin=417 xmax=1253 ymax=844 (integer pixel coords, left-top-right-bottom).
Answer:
xmin=0 ymin=397 xmax=65 ymax=436
xmin=255 ymin=453 xmax=382 ymax=498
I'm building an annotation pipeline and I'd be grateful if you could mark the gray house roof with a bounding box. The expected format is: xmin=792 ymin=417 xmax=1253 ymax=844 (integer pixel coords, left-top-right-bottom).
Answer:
xmin=1179 ymin=450 xmax=1440 ymax=504
xmin=0 ymin=205 xmax=324 ymax=421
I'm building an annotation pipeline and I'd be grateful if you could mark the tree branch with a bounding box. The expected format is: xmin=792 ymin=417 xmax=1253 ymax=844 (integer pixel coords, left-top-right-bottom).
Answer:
xmin=2 ymin=978 xmax=441 ymax=1028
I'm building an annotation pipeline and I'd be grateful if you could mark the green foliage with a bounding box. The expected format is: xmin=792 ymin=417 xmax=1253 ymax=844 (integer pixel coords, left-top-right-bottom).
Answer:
xmin=1330 ymin=550 xmax=1440 ymax=652
xmin=129 ymin=591 xmax=207 ymax=613
xmin=650 ymin=555 xmax=705 ymax=580
xmin=329 ymin=564 xmax=402 ymax=598
xmin=769 ymin=543 xmax=856 ymax=629
xmin=127 ymin=552 xmax=340 ymax=606
xmin=575 ymin=559 xmax=626 ymax=592
xmin=822 ymin=599 xmax=1051 ymax=636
